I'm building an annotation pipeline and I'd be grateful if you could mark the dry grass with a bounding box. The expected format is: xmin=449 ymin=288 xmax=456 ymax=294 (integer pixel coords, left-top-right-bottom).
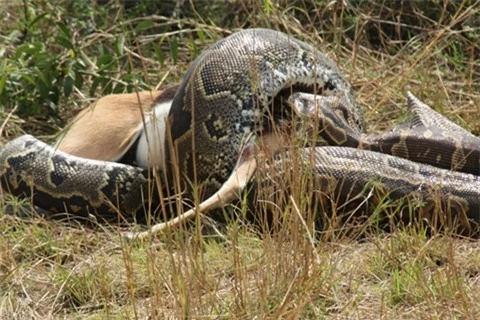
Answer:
xmin=1 ymin=0 xmax=480 ymax=319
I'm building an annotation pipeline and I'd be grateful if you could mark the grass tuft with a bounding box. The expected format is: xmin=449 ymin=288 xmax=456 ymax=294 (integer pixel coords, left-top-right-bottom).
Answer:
xmin=1 ymin=0 xmax=480 ymax=318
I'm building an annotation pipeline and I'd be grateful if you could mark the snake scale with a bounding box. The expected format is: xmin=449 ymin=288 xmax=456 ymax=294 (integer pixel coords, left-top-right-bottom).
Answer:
xmin=1 ymin=28 xmax=479 ymax=236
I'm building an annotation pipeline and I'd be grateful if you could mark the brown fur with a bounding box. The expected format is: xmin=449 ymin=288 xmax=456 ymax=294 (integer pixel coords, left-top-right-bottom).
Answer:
xmin=57 ymin=86 xmax=179 ymax=161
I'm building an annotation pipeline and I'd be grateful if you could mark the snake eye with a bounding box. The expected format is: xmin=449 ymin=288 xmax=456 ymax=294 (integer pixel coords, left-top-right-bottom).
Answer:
xmin=323 ymin=79 xmax=337 ymax=92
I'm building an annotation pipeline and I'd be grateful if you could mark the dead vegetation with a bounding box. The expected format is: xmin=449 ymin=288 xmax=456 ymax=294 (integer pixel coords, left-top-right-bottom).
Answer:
xmin=1 ymin=0 xmax=480 ymax=318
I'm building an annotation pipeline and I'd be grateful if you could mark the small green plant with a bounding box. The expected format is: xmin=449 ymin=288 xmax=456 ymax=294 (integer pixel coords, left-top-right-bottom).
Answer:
xmin=1 ymin=0 xmax=480 ymax=319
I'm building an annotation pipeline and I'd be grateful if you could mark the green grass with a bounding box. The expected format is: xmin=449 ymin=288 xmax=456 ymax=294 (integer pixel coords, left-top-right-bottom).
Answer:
xmin=1 ymin=0 xmax=480 ymax=318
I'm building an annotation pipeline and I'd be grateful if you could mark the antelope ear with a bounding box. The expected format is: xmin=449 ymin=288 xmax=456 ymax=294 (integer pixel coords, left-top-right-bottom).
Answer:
xmin=57 ymin=91 xmax=161 ymax=162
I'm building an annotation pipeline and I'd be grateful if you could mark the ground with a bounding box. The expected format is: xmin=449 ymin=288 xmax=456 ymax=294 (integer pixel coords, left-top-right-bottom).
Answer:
xmin=1 ymin=1 xmax=480 ymax=319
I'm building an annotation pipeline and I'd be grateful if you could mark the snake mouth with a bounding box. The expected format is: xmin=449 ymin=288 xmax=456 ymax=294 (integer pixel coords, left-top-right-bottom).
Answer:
xmin=267 ymin=83 xmax=321 ymax=127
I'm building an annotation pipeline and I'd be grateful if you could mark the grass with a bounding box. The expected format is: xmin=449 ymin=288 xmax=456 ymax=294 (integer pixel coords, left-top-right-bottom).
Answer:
xmin=1 ymin=0 xmax=480 ymax=318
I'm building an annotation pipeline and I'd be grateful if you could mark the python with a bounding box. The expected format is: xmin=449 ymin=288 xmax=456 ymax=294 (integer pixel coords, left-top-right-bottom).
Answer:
xmin=1 ymin=29 xmax=479 ymax=240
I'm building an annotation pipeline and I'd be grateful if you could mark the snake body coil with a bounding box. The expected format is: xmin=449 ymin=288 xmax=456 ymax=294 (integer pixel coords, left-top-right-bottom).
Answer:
xmin=0 ymin=135 xmax=149 ymax=219
xmin=168 ymin=29 xmax=363 ymax=197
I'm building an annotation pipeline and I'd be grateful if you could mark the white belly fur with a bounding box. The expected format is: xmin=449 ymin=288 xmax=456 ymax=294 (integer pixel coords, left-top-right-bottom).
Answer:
xmin=136 ymin=100 xmax=173 ymax=171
